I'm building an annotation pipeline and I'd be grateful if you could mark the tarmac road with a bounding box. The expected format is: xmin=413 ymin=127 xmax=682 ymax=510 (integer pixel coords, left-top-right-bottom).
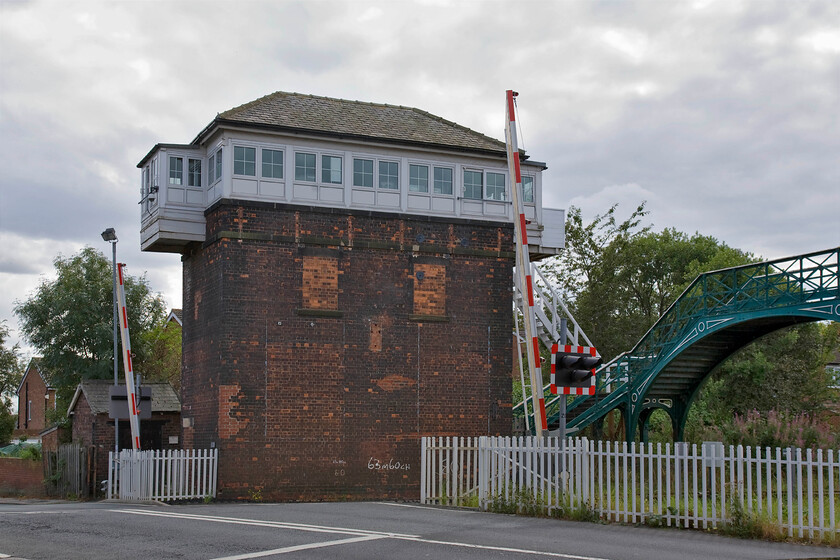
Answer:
xmin=0 ymin=500 xmax=837 ymax=560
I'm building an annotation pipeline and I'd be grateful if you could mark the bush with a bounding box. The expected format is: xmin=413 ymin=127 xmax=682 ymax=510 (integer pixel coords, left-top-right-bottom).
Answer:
xmin=0 ymin=404 xmax=14 ymax=446
xmin=719 ymin=410 xmax=840 ymax=450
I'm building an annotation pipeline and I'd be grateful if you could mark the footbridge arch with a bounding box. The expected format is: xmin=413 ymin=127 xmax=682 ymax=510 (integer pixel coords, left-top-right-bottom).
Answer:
xmin=556 ymin=247 xmax=839 ymax=442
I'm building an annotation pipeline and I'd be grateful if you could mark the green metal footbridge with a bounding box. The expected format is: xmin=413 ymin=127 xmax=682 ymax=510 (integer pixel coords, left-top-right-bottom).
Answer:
xmin=515 ymin=247 xmax=840 ymax=442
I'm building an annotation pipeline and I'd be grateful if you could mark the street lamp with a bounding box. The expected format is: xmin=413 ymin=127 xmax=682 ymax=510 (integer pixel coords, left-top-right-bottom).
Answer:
xmin=101 ymin=228 xmax=119 ymax=454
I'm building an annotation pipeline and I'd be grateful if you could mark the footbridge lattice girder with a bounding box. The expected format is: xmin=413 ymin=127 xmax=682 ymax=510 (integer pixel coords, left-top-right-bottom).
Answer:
xmin=529 ymin=248 xmax=840 ymax=441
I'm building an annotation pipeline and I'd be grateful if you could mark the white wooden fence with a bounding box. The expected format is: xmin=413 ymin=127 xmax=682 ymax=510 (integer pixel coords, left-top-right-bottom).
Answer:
xmin=107 ymin=449 xmax=218 ymax=501
xmin=421 ymin=436 xmax=840 ymax=540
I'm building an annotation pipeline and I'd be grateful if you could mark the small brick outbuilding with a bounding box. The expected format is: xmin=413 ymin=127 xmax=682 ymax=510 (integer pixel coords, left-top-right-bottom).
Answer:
xmin=14 ymin=358 xmax=57 ymax=440
xmin=67 ymin=379 xmax=181 ymax=481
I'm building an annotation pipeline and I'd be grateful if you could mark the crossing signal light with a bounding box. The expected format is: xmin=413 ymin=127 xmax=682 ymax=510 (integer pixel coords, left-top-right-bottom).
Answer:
xmin=551 ymin=345 xmax=602 ymax=395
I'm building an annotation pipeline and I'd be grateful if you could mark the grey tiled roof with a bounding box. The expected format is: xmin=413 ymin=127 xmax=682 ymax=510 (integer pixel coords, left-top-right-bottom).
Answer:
xmin=214 ymin=91 xmax=509 ymax=155
xmin=73 ymin=379 xmax=180 ymax=415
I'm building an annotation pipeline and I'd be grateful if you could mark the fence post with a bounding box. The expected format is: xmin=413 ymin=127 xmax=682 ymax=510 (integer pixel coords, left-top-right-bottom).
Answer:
xmin=420 ymin=436 xmax=427 ymax=504
xmin=478 ymin=436 xmax=487 ymax=510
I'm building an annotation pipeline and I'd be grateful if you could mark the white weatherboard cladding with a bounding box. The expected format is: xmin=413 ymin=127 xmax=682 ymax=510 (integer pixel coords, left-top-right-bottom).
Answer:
xmin=140 ymin=129 xmax=560 ymax=254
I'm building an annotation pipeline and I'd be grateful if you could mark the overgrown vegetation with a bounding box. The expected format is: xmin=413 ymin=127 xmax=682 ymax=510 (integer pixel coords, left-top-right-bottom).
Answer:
xmin=523 ymin=202 xmax=840 ymax=449
xmin=485 ymin=488 xmax=600 ymax=523
xmin=0 ymin=321 xmax=24 ymax=446
xmin=13 ymin=247 xmax=178 ymax=425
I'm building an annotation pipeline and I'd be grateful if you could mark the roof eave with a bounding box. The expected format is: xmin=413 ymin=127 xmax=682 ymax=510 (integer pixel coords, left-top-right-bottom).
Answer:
xmin=66 ymin=384 xmax=84 ymax=416
xmin=137 ymin=143 xmax=201 ymax=168
xmin=196 ymin=118 xmax=520 ymax=160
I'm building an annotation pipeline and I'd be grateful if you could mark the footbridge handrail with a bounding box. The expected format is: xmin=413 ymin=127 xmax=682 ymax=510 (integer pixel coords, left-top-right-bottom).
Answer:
xmin=621 ymin=247 xmax=839 ymax=386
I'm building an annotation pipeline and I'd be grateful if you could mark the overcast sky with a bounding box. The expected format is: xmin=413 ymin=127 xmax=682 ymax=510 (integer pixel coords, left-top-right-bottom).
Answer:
xmin=1 ymin=0 xmax=838 ymax=355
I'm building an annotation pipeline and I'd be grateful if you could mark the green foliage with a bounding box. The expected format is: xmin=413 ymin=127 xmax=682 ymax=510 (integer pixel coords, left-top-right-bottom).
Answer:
xmin=720 ymin=497 xmax=785 ymax=541
xmin=0 ymin=442 xmax=41 ymax=460
xmin=540 ymin=203 xmax=755 ymax=361
xmin=140 ymin=319 xmax=182 ymax=392
xmin=0 ymin=402 xmax=15 ymax=446
xmin=540 ymin=201 xmax=839 ymax=446
xmin=702 ymin=323 xmax=838 ymax=419
xmin=17 ymin=444 xmax=42 ymax=461
xmin=14 ymin=247 xmax=166 ymax=403
xmin=486 ymin=488 xmax=546 ymax=516
xmin=0 ymin=321 xmax=25 ymax=407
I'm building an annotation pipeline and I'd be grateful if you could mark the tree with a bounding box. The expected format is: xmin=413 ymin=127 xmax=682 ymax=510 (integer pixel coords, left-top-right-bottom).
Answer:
xmin=0 ymin=321 xmax=24 ymax=406
xmin=541 ymin=203 xmax=755 ymax=361
xmin=548 ymin=202 xmax=839 ymax=445
xmin=700 ymin=322 xmax=840 ymax=420
xmin=141 ymin=320 xmax=182 ymax=392
xmin=14 ymin=247 xmax=166 ymax=403
xmin=0 ymin=322 xmax=24 ymax=446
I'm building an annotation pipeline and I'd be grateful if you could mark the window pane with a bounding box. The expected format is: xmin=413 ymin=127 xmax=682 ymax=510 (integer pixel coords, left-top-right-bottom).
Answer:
xmin=522 ymin=176 xmax=534 ymax=203
xmin=409 ymin=164 xmax=429 ymax=193
xmin=295 ymin=152 xmax=316 ymax=182
xmin=486 ymin=172 xmax=505 ymax=201
xmin=208 ymin=154 xmax=215 ymax=183
xmin=379 ymin=161 xmax=399 ymax=190
xmin=169 ymin=157 xmax=183 ymax=185
xmin=262 ymin=149 xmax=283 ymax=179
xmin=188 ymin=159 xmax=202 ymax=187
xmin=215 ymin=149 xmax=222 ymax=181
xmin=322 ymin=155 xmax=342 ymax=184
xmin=463 ymin=170 xmax=482 ymax=199
xmin=353 ymin=158 xmax=373 ymax=188
xmin=234 ymin=146 xmax=255 ymax=176
xmin=433 ymin=167 xmax=452 ymax=195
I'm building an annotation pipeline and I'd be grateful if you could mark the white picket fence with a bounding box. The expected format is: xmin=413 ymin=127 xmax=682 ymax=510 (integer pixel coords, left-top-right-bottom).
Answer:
xmin=107 ymin=449 xmax=218 ymax=501
xmin=421 ymin=436 xmax=840 ymax=540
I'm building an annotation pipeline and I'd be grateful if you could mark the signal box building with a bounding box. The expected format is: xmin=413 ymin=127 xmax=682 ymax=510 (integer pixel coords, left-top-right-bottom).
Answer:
xmin=139 ymin=91 xmax=564 ymax=500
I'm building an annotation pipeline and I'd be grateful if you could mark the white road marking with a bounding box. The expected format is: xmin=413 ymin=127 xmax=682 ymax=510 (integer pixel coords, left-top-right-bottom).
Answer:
xmin=112 ymin=509 xmax=417 ymax=538
xmin=375 ymin=501 xmax=470 ymax=511
xmin=207 ymin=535 xmax=385 ymax=560
xmin=113 ymin=508 xmax=613 ymax=560
xmin=0 ymin=510 xmax=86 ymax=515
xmin=395 ymin=536 xmax=611 ymax=560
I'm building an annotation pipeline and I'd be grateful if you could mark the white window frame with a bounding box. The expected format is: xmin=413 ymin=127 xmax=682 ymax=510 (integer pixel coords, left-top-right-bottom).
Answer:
xmin=351 ymin=155 xmax=401 ymax=191
xmin=233 ymin=145 xmax=257 ymax=177
xmin=378 ymin=160 xmax=400 ymax=190
xmin=463 ymin=169 xmax=483 ymax=200
xmin=409 ymin=163 xmax=429 ymax=193
xmin=321 ymin=154 xmax=343 ymax=185
xmin=208 ymin=153 xmax=216 ymax=184
xmin=353 ymin=157 xmax=374 ymax=189
xmin=521 ymin=175 xmax=535 ymax=204
xmin=486 ymin=171 xmax=506 ymax=201
xmin=261 ymin=148 xmax=284 ymax=180
xmin=188 ymin=158 xmax=202 ymax=188
xmin=433 ymin=166 xmax=454 ymax=197
xmin=295 ymin=151 xmax=317 ymax=183
xmin=214 ymin=148 xmax=222 ymax=183
xmin=463 ymin=168 xmax=509 ymax=201
xmin=169 ymin=156 xmax=184 ymax=185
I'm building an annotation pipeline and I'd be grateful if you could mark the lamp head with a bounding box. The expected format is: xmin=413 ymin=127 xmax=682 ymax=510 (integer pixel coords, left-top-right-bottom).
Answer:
xmin=101 ymin=228 xmax=117 ymax=242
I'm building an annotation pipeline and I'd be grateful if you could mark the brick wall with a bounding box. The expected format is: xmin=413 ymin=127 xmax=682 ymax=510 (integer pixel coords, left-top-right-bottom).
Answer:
xmin=0 ymin=457 xmax=46 ymax=498
xmin=182 ymin=200 xmax=514 ymax=500
xmin=71 ymin=395 xmax=181 ymax=484
xmin=16 ymin=365 xmax=52 ymax=435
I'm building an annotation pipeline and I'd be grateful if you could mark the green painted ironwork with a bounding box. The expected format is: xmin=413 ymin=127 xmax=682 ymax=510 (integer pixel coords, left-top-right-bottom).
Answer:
xmin=537 ymin=247 xmax=840 ymax=441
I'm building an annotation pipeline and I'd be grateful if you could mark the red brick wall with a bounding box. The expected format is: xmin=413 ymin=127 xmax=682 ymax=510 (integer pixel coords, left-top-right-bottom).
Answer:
xmin=16 ymin=366 xmax=52 ymax=435
xmin=182 ymin=200 xmax=514 ymax=501
xmin=0 ymin=457 xmax=46 ymax=497
xmin=71 ymin=394 xmax=181 ymax=483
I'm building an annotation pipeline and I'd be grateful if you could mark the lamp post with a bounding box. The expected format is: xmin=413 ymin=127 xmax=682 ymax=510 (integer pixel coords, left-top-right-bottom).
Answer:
xmin=101 ymin=228 xmax=119 ymax=455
